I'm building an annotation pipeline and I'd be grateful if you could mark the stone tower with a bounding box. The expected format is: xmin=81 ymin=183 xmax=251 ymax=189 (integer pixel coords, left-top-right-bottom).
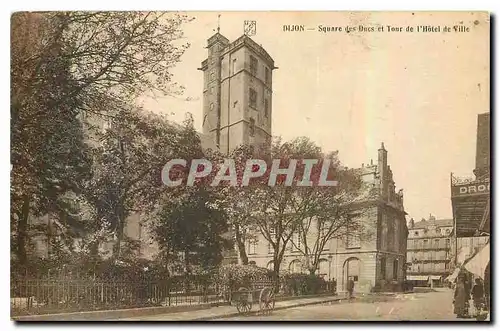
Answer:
xmin=199 ymin=32 xmax=275 ymax=154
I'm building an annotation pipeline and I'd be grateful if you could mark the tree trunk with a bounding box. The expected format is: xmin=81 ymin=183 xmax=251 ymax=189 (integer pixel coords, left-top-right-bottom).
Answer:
xmin=273 ymin=259 xmax=280 ymax=290
xmin=16 ymin=195 xmax=30 ymax=268
xmin=273 ymin=247 xmax=286 ymax=290
xmin=234 ymin=225 xmax=248 ymax=265
xmin=113 ymin=215 xmax=125 ymax=260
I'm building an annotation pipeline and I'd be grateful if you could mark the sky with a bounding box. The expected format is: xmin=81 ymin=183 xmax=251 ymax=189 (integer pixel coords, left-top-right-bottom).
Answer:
xmin=140 ymin=11 xmax=490 ymax=222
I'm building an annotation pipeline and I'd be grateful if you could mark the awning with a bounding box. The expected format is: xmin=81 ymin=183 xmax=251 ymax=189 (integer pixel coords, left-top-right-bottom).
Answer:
xmin=465 ymin=242 xmax=490 ymax=279
xmin=407 ymin=275 xmax=429 ymax=281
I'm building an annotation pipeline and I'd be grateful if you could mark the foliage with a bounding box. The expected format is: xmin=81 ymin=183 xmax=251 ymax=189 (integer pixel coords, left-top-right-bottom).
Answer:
xmin=213 ymin=264 xmax=273 ymax=290
xmin=153 ymin=185 xmax=233 ymax=272
xmin=282 ymin=273 xmax=327 ymax=295
xmin=82 ymin=107 xmax=200 ymax=259
xmin=11 ymin=13 xmax=92 ymax=267
xmin=10 ymin=11 xmax=193 ymax=270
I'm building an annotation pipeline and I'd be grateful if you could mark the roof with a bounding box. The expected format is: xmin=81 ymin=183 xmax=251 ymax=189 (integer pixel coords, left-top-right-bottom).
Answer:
xmin=411 ymin=218 xmax=453 ymax=229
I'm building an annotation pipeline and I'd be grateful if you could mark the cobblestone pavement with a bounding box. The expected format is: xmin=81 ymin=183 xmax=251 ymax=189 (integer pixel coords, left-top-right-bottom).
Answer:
xmin=216 ymin=289 xmax=485 ymax=321
xmin=115 ymin=295 xmax=341 ymax=321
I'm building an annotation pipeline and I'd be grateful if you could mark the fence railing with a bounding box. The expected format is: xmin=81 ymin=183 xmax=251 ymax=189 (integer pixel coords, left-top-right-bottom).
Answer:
xmin=11 ymin=276 xmax=228 ymax=316
xmin=11 ymin=274 xmax=337 ymax=316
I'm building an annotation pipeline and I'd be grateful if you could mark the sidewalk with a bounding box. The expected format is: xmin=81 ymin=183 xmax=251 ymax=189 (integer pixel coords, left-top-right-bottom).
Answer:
xmin=115 ymin=294 xmax=344 ymax=321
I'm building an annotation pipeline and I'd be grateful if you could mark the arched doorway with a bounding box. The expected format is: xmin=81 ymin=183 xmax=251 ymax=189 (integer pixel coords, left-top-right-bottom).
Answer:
xmin=289 ymin=259 xmax=303 ymax=273
xmin=266 ymin=261 xmax=274 ymax=271
xmin=343 ymin=257 xmax=361 ymax=290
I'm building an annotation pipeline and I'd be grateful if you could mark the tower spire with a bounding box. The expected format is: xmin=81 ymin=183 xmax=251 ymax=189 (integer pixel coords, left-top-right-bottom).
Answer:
xmin=217 ymin=14 xmax=220 ymax=33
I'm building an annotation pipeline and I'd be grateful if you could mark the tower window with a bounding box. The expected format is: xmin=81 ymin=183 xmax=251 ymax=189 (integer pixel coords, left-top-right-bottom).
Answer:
xmin=249 ymin=118 xmax=255 ymax=136
xmin=250 ymin=55 xmax=258 ymax=76
xmin=265 ymin=67 xmax=270 ymax=84
xmin=249 ymin=88 xmax=257 ymax=108
xmin=210 ymin=103 xmax=214 ymax=111
xmin=264 ymin=99 xmax=269 ymax=117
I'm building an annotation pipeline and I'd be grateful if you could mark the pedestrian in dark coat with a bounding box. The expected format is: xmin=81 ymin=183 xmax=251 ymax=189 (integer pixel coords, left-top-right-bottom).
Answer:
xmin=472 ymin=278 xmax=485 ymax=313
xmin=347 ymin=278 xmax=355 ymax=299
xmin=454 ymin=275 xmax=469 ymax=318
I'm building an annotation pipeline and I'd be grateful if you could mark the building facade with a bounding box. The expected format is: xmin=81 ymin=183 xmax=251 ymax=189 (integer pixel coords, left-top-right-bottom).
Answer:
xmin=406 ymin=216 xmax=454 ymax=286
xmin=199 ymin=32 xmax=275 ymax=154
xmin=245 ymin=144 xmax=408 ymax=293
xmin=450 ymin=112 xmax=490 ymax=268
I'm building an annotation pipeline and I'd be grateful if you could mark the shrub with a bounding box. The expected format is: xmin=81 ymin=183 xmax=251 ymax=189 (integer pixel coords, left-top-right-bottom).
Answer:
xmin=214 ymin=264 xmax=273 ymax=291
xmin=282 ymin=273 xmax=326 ymax=295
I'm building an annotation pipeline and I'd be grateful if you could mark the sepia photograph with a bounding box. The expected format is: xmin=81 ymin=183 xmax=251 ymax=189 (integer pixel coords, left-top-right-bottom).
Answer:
xmin=10 ymin=10 xmax=490 ymax=322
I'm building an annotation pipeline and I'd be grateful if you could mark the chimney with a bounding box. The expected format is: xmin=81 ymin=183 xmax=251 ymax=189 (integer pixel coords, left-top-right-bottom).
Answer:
xmin=378 ymin=142 xmax=388 ymax=199
xmin=409 ymin=218 xmax=415 ymax=229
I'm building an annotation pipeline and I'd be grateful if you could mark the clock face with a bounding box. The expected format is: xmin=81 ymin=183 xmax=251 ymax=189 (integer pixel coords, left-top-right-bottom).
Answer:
xmin=244 ymin=20 xmax=256 ymax=36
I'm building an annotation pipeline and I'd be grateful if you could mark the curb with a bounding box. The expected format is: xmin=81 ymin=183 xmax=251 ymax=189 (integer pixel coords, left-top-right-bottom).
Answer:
xmin=190 ymin=297 xmax=343 ymax=321
xmin=12 ymin=302 xmax=228 ymax=321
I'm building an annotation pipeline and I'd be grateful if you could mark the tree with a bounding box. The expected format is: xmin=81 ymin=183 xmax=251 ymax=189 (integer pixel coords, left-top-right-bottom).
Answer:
xmin=153 ymin=187 xmax=232 ymax=273
xmin=11 ymin=13 xmax=92 ymax=267
xmin=83 ymin=107 xmax=202 ymax=260
xmin=11 ymin=11 xmax=193 ymax=267
xmin=228 ymin=137 xmax=343 ymax=287
xmin=290 ymin=165 xmax=373 ymax=275
xmin=214 ymin=145 xmax=263 ymax=265
xmin=152 ymin=141 xmax=233 ymax=272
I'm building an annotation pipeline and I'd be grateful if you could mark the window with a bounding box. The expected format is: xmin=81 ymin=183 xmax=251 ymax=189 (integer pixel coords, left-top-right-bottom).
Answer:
xmin=446 ymin=239 xmax=450 ymax=247
xmin=265 ymin=67 xmax=270 ymax=84
xmin=264 ymin=99 xmax=269 ymax=117
xmin=210 ymin=103 xmax=214 ymax=111
xmin=434 ymin=239 xmax=440 ymax=248
xmin=247 ymin=239 xmax=257 ymax=255
xmin=267 ymin=242 xmax=274 ymax=254
xmin=292 ymin=232 xmax=302 ymax=252
xmin=414 ymin=231 xmax=419 ymax=236
xmin=249 ymin=88 xmax=257 ymax=108
xmin=250 ymin=55 xmax=258 ymax=76
xmin=210 ymin=86 xmax=214 ymax=95
xmin=380 ymin=257 xmax=386 ymax=279
xmin=249 ymin=118 xmax=255 ymax=136
xmin=289 ymin=260 xmax=302 ymax=273
xmin=353 ymin=276 xmax=359 ymax=282
xmin=210 ymin=71 xmax=215 ymax=81
xmin=393 ymin=260 xmax=398 ymax=280
xmin=346 ymin=231 xmax=361 ymax=248
xmin=423 ymin=239 xmax=428 ymax=248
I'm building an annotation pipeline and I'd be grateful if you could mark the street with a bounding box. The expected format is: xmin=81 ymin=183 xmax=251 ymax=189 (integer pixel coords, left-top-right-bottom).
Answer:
xmin=216 ymin=289 xmax=479 ymax=321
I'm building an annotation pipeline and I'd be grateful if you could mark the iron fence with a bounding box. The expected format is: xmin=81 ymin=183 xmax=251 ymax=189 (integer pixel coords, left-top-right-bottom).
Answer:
xmin=11 ymin=275 xmax=228 ymax=316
